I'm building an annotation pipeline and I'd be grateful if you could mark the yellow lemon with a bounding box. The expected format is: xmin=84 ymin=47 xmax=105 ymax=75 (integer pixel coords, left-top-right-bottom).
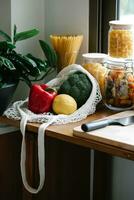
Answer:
xmin=52 ymin=94 xmax=77 ymax=115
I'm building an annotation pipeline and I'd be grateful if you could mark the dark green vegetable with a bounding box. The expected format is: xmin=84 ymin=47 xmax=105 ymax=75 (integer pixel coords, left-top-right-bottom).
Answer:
xmin=58 ymin=71 xmax=92 ymax=108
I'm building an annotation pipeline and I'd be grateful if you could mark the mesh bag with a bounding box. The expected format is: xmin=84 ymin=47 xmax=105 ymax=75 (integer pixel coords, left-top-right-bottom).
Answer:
xmin=4 ymin=64 xmax=102 ymax=193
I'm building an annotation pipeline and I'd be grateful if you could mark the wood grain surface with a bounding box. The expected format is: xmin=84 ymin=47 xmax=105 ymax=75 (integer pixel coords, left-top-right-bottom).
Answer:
xmin=1 ymin=108 xmax=134 ymax=160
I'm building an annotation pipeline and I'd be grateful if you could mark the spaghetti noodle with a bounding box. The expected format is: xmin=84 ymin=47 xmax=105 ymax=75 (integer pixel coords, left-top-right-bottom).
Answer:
xmin=50 ymin=35 xmax=83 ymax=71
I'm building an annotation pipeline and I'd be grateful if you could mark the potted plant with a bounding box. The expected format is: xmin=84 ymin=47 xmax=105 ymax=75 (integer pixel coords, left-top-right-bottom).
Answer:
xmin=0 ymin=25 xmax=57 ymax=115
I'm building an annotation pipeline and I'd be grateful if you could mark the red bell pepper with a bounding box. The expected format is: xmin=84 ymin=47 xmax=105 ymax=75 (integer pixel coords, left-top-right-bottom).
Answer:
xmin=28 ymin=84 xmax=57 ymax=114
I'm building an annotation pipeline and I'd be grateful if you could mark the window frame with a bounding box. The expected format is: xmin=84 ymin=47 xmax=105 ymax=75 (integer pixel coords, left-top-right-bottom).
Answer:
xmin=88 ymin=0 xmax=120 ymax=53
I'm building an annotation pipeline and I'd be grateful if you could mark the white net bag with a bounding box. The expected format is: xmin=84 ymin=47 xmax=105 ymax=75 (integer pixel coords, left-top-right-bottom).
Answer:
xmin=4 ymin=64 xmax=102 ymax=193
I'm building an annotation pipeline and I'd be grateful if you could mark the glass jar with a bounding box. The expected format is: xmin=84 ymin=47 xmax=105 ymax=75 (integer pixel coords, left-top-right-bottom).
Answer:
xmin=108 ymin=20 xmax=134 ymax=58
xmin=82 ymin=53 xmax=108 ymax=95
xmin=82 ymin=53 xmax=108 ymax=65
xmin=104 ymin=58 xmax=134 ymax=111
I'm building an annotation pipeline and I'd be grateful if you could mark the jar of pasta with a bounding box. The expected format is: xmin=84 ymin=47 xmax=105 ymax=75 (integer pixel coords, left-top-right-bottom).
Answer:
xmin=108 ymin=20 xmax=134 ymax=58
xmin=82 ymin=53 xmax=108 ymax=95
xmin=104 ymin=58 xmax=134 ymax=111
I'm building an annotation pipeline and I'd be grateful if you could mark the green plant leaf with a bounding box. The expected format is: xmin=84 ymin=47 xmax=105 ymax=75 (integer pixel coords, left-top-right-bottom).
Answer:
xmin=0 ymin=74 xmax=2 ymax=81
xmin=13 ymin=24 xmax=17 ymax=38
xmin=14 ymin=29 xmax=39 ymax=43
xmin=24 ymin=55 xmax=41 ymax=76
xmin=0 ymin=41 xmax=16 ymax=52
xmin=0 ymin=30 xmax=12 ymax=42
xmin=9 ymin=53 xmax=41 ymax=77
xmin=26 ymin=53 xmax=47 ymax=71
xmin=0 ymin=26 xmax=56 ymax=88
xmin=39 ymin=40 xmax=57 ymax=68
xmin=0 ymin=56 xmax=15 ymax=70
xmin=0 ymin=82 xmax=4 ymax=88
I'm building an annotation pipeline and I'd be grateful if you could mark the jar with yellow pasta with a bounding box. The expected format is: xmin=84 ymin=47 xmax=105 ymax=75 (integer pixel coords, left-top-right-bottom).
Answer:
xmin=82 ymin=53 xmax=108 ymax=95
xmin=108 ymin=20 xmax=134 ymax=58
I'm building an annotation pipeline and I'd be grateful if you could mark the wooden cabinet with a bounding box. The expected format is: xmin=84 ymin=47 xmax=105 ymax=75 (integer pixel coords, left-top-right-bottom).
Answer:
xmin=23 ymin=132 xmax=111 ymax=200
xmin=0 ymin=131 xmax=22 ymax=200
xmin=23 ymin=132 xmax=91 ymax=200
xmin=0 ymin=110 xmax=115 ymax=200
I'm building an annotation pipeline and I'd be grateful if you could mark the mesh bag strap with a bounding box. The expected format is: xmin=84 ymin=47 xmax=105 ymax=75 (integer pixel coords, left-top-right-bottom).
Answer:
xmin=20 ymin=109 xmax=56 ymax=193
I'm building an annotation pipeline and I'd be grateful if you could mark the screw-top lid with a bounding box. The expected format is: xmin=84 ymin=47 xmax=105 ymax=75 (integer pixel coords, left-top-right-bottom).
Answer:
xmin=106 ymin=57 xmax=134 ymax=67
xmin=82 ymin=53 xmax=108 ymax=64
xmin=109 ymin=20 xmax=134 ymax=30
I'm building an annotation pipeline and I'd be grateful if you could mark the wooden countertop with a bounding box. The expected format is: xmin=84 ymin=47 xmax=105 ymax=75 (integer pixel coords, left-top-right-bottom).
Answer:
xmin=1 ymin=107 xmax=134 ymax=160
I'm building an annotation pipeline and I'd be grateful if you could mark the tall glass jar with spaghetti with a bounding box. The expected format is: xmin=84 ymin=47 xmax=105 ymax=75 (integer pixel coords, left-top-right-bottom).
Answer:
xmin=108 ymin=20 xmax=134 ymax=58
xmin=104 ymin=58 xmax=134 ymax=111
xmin=50 ymin=35 xmax=83 ymax=72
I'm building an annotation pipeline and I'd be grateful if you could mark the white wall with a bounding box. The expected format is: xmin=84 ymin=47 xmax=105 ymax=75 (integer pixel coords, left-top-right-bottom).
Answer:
xmin=111 ymin=157 xmax=134 ymax=200
xmin=11 ymin=0 xmax=45 ymax=56
xmin=10 ymin=0 xmax=45 ymax=100
xmin=0 ymin=0 xmax=11 ymax=35
xmin=44 ymin=0 xmax=89 ymax=63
